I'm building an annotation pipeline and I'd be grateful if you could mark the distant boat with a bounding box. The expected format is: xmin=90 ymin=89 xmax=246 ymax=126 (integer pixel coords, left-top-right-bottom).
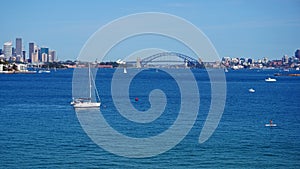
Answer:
xmin=265 ymin=77 xmax=276 ymax=82
xmin=248 ymin=88 xmax=255 ymax=93
xmin=38 ymin=70 xmax=51 ymax=73
xmin=123 ymin=67 xmax=127 ymax=74
xmin=71 ymin=64 xmax=101 ymax=108
xmin=265 ymin=123 xmax=277 ymax=127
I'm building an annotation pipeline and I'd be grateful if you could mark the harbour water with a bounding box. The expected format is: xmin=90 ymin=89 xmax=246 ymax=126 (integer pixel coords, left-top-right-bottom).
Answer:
xmin=0 ymin=68 xmax=299 ymax=168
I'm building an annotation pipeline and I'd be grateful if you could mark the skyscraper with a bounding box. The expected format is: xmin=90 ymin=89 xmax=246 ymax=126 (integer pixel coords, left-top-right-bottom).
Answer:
xmin=29 ymin=42 xmax=34 ymax=62
xmin=31 ymin=45 xmax=39 ymax=63
xmin=49 ymin=50 xmax=56 ymax=62
xmin=22 ymin=51 xmax=26 ymax=62
xmin=3 ymin=41 xmax=13 ymax=59
xmin=40 ymin=47 xmax=49 ymax=62
xmin=16 ymin=38 xmax=22 ymax=58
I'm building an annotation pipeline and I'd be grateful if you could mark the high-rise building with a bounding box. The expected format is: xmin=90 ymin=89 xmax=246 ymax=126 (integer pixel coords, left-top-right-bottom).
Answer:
xmin=12 ymin=47 xmax=16 ymax=57
xmin=3 ymin=41 xmax=13 ymax=59
xmin=29 ymin=42 xmax=34 ymax=62
xmin=31 ymin=52 xmax=39 ymax=63
xmin=49 ymin=50 xmax=56 ymax=62
xmin=22 ymin=51 xmax=26 ymax=62
xmin=16 ymin=38 xmax=22 ymax=58
xmin=40 ymin=47 xmax=49 ymax=62
xmin=42 ymin=53 xmax=48 ymax=62
xmin=31 ymin=45 xmax=39 ymax=63
xmin=295 ymin=49 xmax=300 ymax=59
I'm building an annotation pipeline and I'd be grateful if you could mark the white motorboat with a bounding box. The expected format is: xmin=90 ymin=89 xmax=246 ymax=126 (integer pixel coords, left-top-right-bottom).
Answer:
xmin=248 ymin=88 xmax=255 ymax=93
xmin=38 ymin=70 xmax=51 ymax=73
xmin=265 ymin=77 xmax=276 ymax=82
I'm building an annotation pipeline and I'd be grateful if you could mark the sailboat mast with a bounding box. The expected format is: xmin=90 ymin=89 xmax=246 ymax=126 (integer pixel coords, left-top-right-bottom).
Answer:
xmin=89 ymin=64 xmax=92 ymax=99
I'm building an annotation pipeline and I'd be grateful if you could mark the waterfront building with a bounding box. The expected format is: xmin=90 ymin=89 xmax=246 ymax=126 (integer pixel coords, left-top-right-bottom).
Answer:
xmin=3 ymin=41 xmax=13 ymax=59
xmin=29 ymin=42 xmax=34 ymax=62
xmin=282 ymin=55 xmax=289 ymax=64
xmin=40 ymin=47 xmax=49 ymax=62
xmin=42 ymin=53 xmax=48 ymax=62
xmin=248 ymin=58 xmax=253 ymax=64
xmin=295 ymin=49 xmax=300 ymax=59
xmin=12 ymin=47 xmax=16 ymax=57
xmin=31 ymin=52 xmax=39 ymax=63
xmin=16 ymin=38 xmax=22 ymax=58
xmin=16 ymin=56 xmax=22 ymax=62
xmin=49 ymin=50 xmax=56 ymax=62
xmin=16 ymin=64 xmax=27 ymax=71
xmin=22 ymin=51 xmax=26 ymax=62
xmin=31 ymin=45 xmax=39 ymax=63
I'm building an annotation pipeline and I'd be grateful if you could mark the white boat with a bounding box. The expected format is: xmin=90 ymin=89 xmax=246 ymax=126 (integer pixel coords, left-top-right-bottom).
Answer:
xmin=265 ymin=77 xmax=276 ymax=82
xmin=71 ymin=64 xmax=101 ymax=108
xmin=265 ymin=123 xmax=277 ymax=127
xmin=38 ymin=70 xmax=51 ymax=73
xmin=123 ymin=67 xmax=127 ymax=74
xmin=248 ymin=88 xmax=255 ymax=93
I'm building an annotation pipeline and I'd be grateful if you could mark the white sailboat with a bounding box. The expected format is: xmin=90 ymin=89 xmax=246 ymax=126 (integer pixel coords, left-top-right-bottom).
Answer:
xmin=123 ymin=67 xmax=127 ymax=74
xmin=71 ymin=64 xmax=101 ymax=108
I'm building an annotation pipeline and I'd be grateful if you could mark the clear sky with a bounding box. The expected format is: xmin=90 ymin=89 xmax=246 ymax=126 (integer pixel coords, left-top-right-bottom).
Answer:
xmin=1 ymin=0 xmax=299 ymax=61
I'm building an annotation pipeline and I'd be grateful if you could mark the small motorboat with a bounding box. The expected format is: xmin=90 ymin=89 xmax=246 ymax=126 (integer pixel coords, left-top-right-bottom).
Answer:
xmin=265 ymin=77 xmax=276 ymax=82
xmin=249 ymin=88 xmax=255 ymax=93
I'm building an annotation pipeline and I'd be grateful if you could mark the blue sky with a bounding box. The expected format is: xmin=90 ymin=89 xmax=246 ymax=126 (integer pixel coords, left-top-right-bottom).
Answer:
xmin=1 ymin=0 xmax=299 ymax=61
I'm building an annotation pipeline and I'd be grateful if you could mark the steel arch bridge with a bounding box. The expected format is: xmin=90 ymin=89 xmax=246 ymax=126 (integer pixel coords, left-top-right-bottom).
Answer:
xmin=140 ymin=52 xmax=203 ymax=68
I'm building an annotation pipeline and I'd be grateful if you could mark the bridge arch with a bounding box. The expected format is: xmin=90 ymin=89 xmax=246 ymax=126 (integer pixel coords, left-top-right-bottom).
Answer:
xmin=140 ymin=52 xmax=203 ymax=68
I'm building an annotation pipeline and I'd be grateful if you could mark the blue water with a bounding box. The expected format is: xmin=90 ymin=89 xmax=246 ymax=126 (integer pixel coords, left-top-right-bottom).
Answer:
xmin=0 ymin=69 xmax=299 ymax=168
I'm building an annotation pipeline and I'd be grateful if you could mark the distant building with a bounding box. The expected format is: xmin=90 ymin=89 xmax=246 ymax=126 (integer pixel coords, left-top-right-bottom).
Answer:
xmin=42 ymin=53 xmax=48 ymax=62
xmin=22 ymin=51 xmax=26 ymax=62
xmin=28 ymin=42 xmax=34 ymax=62
xmin=282 ymin=55 xmax=289 ymax=64
xmin=31 ymin=52 xmax=39 ymax=63
xmin=295 ymin=49 xmax=300 ymax=59
xmin=3 ymin=41 xmax=13 ymax=59
xmin=12 ymin=47 xmax=16 ymax=57
xmin=40 ymin=47 xmax=49 ymax=62
xmin=16 ymin=38 xmax=22 ymax=58
xmin=262 ymin=57 xmax=268 ymax=64
xmin=31 ymin=45 xmax=39 ymax=63
xmin=248 ymin=58 xmax=253 ymax=64
xmin=49 ymin=50 xmax=56 ymax=62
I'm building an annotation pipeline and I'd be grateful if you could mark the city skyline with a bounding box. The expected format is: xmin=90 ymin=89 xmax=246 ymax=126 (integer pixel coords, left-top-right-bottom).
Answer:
xmin=1 ymin=38 xmax=56 ymax=63
xmin=0 ymin=0 xmax=299 ymax=61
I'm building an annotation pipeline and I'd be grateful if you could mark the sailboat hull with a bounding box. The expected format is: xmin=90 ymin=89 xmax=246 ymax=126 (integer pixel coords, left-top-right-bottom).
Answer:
xmin=73 ymin=102 xmax=101 ymax=108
